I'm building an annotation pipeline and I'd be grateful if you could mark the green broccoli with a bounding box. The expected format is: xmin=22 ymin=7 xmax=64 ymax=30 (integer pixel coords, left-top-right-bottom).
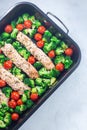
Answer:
xmin=22 ymin=13 xmax=30 ymax=21
xmin=36 ymin=86 xmax=47 ymax=96
xmin=64 ymin=56 xmax=73 ymax=69
xmin=31 ymin=88 xmax=37 ymax=93
xmin=34 ymin=61 xmax=42 ymax=70
xmin=50 ymin=69 xmax=60 ymax=77
xmin=11 ymin=66 xmax=21 ymax=75
xmin=50 ymin=77 xmax=56 ymax=86
xmin=29 ymin=16 xmax=35 ymax=22
xmin=24 ymin=78 xmax=35 ymax=88
xmin=16 ymin=16 xmax=24 ymax=24
xmin=39 ymin=68 xmax=51 ymax=78
xmin=54 ymin=55 xmax=65 ymax=64
xmin=4 ymin=112 xmax=11 ymax=125
xmin=0 ymin=41 xmax=5 ymax=47
xmin=2 ymin=86 xmax=12 ymax=98
xmin=60 ymin=41 xmax=68 ymax=50
xmin=0 ymin=120 xmax=6 ymax=128
xmin=1 ymin=32 xmax=10 ymax=40
xmin=43 ymin=30 xmax=52 ymax=42
xmin=15 ymin=106 xmax=22 ymax=114
xmin=24 ymin=90 xmax=30 ymax=99
xmin=21 ymin=94 xmax=27 ymax=103
xmin=51 ymin=36 xmax=60 ymax=45
xmin=11 ymin=20 xmax=16 ymax=28
xmin=16 ymin=73 xmax=25 ymax=81
xmin=0 ymin=54 xmax=6 ymax=64
xmin=55 ymin=47 xmax=64 ymax=55
xmin=12 ymin=41 xmax=21 ymax=49
xmin=35 ymin=78 xmax=42 ymax=86
xmin=20 ymin=104 xmax=27 ymax=112
xmin=26 ymin=100 xmax=34 ymax=109
xmin=32 ymin=20 xmax=41 ymax=28
xmin=18 ymin=48 xmax=30 ymax=59
xmin=6 ymin=38 xmax=13 ymax=43
xmin=42 ymin=79 xmax=51 ymax=86
xmin=11 ymin=28 xmax=18 ymax=39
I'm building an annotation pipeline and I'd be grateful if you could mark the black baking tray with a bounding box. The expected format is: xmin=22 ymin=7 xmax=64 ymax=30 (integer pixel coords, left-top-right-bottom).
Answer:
xmin=0 ymin=2 xmax=81 ymax=130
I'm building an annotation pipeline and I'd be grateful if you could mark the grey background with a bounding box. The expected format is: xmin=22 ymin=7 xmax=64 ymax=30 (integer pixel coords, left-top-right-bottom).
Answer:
xmin=0 ymin=0 xmax=87 ymax=130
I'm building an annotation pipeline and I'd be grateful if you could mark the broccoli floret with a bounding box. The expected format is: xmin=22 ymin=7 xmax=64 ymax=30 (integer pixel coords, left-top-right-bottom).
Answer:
xmin=43 ymin=30 xmax=52 ymax=42
xmin=43 ymin=42 xmax=57 ymax=54
xmin=21 ymin=94 xmax=27 ymax=103
xmin=24 ymin=90 xmax=30 ymax=99
xmin=12 ymin=41 xmax=21 ymax=49
xmin=15 ymin=106 xmax=22 ymax=114
xmin=32 ymin=20 xmax=41 ymax=28
xmin=6 ymin=38 xmax=13 ymax=43
xmin=60 ymin=41 xmax=68 ymax=50
xmin=34 ymin=61 xmax=42 ymax=70
xmin=24 ymin=78 xmax=35 ymax=88
xmin=0 ymin=41 xmax=5 ymax=47
xmin=28 ymin=29 xmax=37 ymax=38
xmin=20 ymin=104 xmax=27 ymax=112
xmin=16 ymin=16 xmax=24 ymax=24
xmin=0 ymin=120 xmax=6 ymax=128
xmin=39 ymin=68 xmax=51 ymax=78
xmin=11 ymin=20 xmax=16 ymax=28
xmin=2 ymin=86 xmax=12 ymax=98
xmin=0 ymin=54 xmax=6 ymax=64
xmin=51 ymin=36 xmax=60 ymax=45
xmin=18 ymin=48 xmax=30 ymax=59
xmin=50 ymin=77 xmax=56 ymax=86
xmin=31 ymin=88 xmax=37 ymax=93
xmin=55 ymin=47 xmax=64 ymax=55
xmin=36 ymin=86 xmax=47 ymax=96
xmin=1 ymin=32 xmax=10 ymax=40
xmin=29 ymin=16 xmax=35 ymax=22
xmin=54 ymin=55 xmax=65 ymax=64
xmin=11 ymin=29 xmax=18 ymax=39
xmin=64 ymin=56 xmax=73 ymax=69
xmin=22 ymin=13 xmax=30 ymax=21
xmin=42 ymin=79 xmax=50 ymax=86
xmin=26 ymin=100 xmax=34 ymax=108
xmin=11 ymin=66 xmax=21 ymax=75
xmin=16 ymin=73 xmax=25 ymax=81
xmin=4 ymin=112 xmax=11 ymax=125
xmin=35 ymin=78 xmax=42 ymax=86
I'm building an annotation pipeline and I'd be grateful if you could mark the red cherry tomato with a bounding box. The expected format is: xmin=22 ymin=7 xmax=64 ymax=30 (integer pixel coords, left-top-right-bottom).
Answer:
xmin=11 ymin=91 xmax=20 ymax=101
xmin=5 ymin=25 xmax=13 ymax=33
xmin=16 ymin=24 xmax=24 ymax=31
xmin=48 ymin=50 xmax=55 ymax=58
xmin=37 ymin=26 xmax=46 ymax=34
xmin=11 ymin=113 xmax=19 ymax=121
xmin=0 ymin=49 xmax=2 ymax=54
xmin=28 ymin=56 xmax=35 ymax=64
xmin=0 ymin=79 xmax=6 ymax=88
xmin=55 ymin=63 xmax=64 ymax=71
xmin=8 ymin=99 xmax=17 ymax=108
xmin=65 ymin=48 xmax=73 ymax=56
xmin=24 ymin=20 xmax=32 ymax=28
xmin=34 ymin=33 xmax=42 ymax=41
xmin=30 ymin=93 xmax=38 ymax=101
xmin=4 ymin=60 xmax=13 ymax=70
xmin=17 ymin=99 xmax=23 ymax=106
xmin=36 ymin=40 xmax=44 ymax=48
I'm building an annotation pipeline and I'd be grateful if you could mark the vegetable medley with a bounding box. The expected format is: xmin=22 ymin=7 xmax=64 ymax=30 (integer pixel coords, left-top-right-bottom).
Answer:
xmin=0 ymin=13 xmax=73 ymax=128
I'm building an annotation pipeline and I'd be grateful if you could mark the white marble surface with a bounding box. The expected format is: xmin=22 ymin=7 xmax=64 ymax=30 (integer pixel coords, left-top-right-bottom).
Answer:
xmin=0 ymin=0 xmax=87 ymax=130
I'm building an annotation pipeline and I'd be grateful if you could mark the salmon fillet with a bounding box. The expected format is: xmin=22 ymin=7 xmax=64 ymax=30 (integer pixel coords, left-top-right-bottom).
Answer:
xmin=1 ymin=44 xmax=39 ymax=79
xmin=0 ymin=66 xmax=30 ymax=95
xmin=17 ymin=32 xmax=55 ymax=70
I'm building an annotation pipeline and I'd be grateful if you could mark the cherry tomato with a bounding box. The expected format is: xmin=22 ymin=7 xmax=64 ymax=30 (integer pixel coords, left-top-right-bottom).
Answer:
xmin=4 ymin=60 xmax=13 ymax=70
xmin=65 ymin=48 xmax=73 ymax=56
xmin=30 ymin=93 xmax=38 ymax=101
xmin=17 ymin=99 xmax=23 ymax=106
xmin=5 ymin=25 xmax=13 ymax=33
xmin=28 ymin=56 xmax=35 ymax=64
xmin=37 ymin=26 xmax=46 ymax=34
xmin=16 ymin=24 xmax=24 ymax=31
xmin=0 ymin=49 xmax=2 ymax=54
xmin=24 ymin=20 xmax=32 ymax=28
xmin=0 ymin=79 xmax=6 ymax=88
xmin=11 ymin=113 xmax=19 ymax=121
xmin=55 ymin=63 xmax=64 ymax=71
xmin=34 ymin=33 xmax=42 ymax=41
xmin=36 ymin=40 xmax=44 ymax=48
xmin=8 ymin=99 xmax=17 ymax=108
xmin=48 ymin=50 xmax=55 ymax=58
xmin=11 ymin=91 xmax=20 ymax=101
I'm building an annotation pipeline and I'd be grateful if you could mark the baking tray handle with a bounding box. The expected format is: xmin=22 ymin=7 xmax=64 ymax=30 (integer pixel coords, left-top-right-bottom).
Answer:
xmin=47 ymin=12 xmax=69 ymax=34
